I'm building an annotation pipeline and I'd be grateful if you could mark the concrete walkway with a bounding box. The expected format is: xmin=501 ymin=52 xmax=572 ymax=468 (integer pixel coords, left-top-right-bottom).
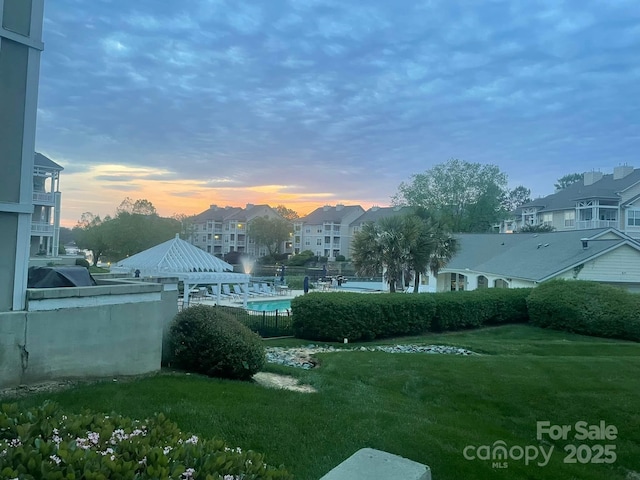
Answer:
xmin=320 ymin=448 xmax=431 ymax=480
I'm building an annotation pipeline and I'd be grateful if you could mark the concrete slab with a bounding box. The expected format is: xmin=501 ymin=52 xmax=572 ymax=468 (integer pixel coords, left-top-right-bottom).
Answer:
xmin=319 ymin=448 xmax=431 ymax=480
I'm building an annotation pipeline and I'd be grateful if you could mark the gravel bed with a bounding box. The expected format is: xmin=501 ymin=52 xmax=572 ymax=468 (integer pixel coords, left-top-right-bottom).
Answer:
xmin=265 ymin=344 xmax=479 ymax=369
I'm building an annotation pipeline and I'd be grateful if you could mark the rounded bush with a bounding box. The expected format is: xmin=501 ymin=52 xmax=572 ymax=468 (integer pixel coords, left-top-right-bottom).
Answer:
xmin=170 ymin=304 xmax=265 ymax=380
xmin=75 ymin=257 xmax=91 ymax=268
xmin=527 ymin=279 xmax=640 ymax=341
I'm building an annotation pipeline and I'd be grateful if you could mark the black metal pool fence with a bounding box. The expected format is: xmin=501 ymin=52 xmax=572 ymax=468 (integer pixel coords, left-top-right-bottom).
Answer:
xmin=237 ymin=308 xmax=294 ymax=338
xmin=176 ymin=303 xmax=294 ymax=338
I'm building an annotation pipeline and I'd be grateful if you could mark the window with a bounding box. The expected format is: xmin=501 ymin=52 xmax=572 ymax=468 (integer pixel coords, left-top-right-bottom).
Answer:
xmin=317 ymin=228 xmax=323 ymax=233
xmin=564 ymin=211 xmax=575 ymax=227
xmin=542 ymin=213 xmax=552 ymax=226
xmin=202 ymin=235 xmax=206 ymax=242
xmin=305 ymin=228 xmax=311 ymax=233
xmin=628 ymin=210 xmax=640 ymax=227
xmin=599 ymin=209 xmax=617 ymax=221
xmin=305 ymin=240 xmax=310 ymax=246
xmin=317 ymin=239 xmax=322 ymax=245
xmin=579 ymin=209 xmax=593 ymax=221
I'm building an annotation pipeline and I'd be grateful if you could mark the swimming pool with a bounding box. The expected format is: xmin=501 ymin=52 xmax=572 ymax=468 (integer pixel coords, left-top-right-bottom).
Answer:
xmin=246 ymin=299 xmax=291 ymax=312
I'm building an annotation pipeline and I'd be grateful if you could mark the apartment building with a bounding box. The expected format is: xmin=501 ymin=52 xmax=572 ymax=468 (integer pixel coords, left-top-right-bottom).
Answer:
xmin=293 ymin=204 xmax=365 ymax=259
xmin=31 ymin=152 xmax=63 ymax=256
xmin=189 ymin=203 xmax=287 ymax=257
xmin=509 ymin=166 xmax=640 ymax=239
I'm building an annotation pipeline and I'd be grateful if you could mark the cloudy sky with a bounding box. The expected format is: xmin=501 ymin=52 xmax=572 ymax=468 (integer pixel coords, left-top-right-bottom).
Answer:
xmin=36 ymin=0 xmax=640 ymax=226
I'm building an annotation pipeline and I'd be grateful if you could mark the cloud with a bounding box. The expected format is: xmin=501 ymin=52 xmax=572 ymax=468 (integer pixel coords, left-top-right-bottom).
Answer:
xmin=36 ymin=0 xmax=640 ymax=225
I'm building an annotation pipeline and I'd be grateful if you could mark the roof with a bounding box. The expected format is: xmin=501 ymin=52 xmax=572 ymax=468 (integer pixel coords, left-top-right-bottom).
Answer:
xmin=116 ymin=235 xmax=248 ymax=282
xmin=298 ymin=205 xmax=365 ymax=224
xmin=442 ymin=228 xmax=640 ymax=282
xmin=225 ymin=204 xmax=279 ymax=221
xmin=34 ymin=152 xmax=63 ymax=171
xmin=191 ymin=206 xmax=242 ymax=223
xmin=191 ymin=204 xmax=284 ymax=223
xmin=350 ymin=206 xmax=414 ymax=226
xmin=518 ymin=169 xmax=640 ymax=213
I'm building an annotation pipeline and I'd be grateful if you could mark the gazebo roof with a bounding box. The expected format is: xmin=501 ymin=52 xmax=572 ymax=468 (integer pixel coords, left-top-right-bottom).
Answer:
xmin=115 ymin=235 xmax=249 ymax=283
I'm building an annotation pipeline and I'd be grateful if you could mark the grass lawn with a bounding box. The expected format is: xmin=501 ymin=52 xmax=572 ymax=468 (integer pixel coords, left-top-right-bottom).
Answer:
xmin=4 ymin=324 xmax=640 ymax=480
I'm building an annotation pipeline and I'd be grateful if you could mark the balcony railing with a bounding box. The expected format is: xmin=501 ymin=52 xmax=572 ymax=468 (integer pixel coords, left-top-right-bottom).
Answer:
xmin=31 ymin=222 xmax=54 ymax=235
xmin=33 ymin=192 xmax=55 ymax=204
xmin=576 ymin=220 xmax=618 ymax=229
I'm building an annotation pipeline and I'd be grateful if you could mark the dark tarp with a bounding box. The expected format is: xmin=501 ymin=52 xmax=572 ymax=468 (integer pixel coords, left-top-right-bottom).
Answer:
xmin=27 ymin=266 xmax=97 ymax=288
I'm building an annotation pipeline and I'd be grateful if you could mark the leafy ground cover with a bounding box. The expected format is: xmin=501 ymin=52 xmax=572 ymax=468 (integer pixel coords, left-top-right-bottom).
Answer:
xmin=4 ymin=325 xmax=640 ymax=480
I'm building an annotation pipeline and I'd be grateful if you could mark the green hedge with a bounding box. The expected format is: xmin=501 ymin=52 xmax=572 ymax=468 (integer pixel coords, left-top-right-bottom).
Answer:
xmin=292 ymin=288 xmax=530 ymax=342
xmin=527 ymin=280 xmax=640 ymax=341
xmin=170 ymin=304 xmax=265 ymax=380
xmin=431 ymin=288 xmax=531 ymax=331
xmin=0 ymin=402 xmax=292 ymax=479
xmin=292 ymin=292 xmax=436 ymax=342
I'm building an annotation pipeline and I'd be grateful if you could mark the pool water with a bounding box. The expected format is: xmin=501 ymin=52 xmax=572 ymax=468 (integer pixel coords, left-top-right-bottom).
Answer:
xmin=246 ymin=299 xmax=292 ymax=312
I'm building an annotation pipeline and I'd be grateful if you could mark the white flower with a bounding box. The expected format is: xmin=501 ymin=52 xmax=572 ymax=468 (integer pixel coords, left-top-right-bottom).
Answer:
xmin=181 ymin=467 xmax=196 ymax=479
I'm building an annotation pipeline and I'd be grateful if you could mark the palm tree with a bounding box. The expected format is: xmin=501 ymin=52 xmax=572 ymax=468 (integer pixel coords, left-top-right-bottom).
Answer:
xmin=353 ymin=211 xmax=458 ymax=293
xmin=404 ymin=209 xmax=458 ymax=293
xmin=352 ymin=216 xmax=406 ymax=292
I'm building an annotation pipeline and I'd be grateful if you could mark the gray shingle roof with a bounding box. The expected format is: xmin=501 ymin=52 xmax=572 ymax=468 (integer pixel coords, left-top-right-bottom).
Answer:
xmin=34 ymin=152 xmax=63 ymax=170
xmin=299 ymin=205 xmax=364 ymax=224
xmin=191 ymin=206 xmax=242 ymax=223
xmin=443 ymin=228 xmax=639 ymax=282
xmin=350 ymin=206 xmax=414 ymax=226
xmin=518 ymin=169 xmax=640 ymax=213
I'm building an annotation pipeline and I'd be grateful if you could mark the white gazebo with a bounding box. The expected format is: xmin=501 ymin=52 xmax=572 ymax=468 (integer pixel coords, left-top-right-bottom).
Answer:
xmin=115 ymin=234 xmax=250 ymax=307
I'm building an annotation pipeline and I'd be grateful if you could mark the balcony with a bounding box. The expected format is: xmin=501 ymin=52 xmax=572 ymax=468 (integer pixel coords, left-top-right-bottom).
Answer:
xmin=33 ymin=192 xmax=55 ymax=205
xmin=31 ymin=222 xmax=54 ymax=235
xmin=576 ymin=220 xmax=618 ymax=229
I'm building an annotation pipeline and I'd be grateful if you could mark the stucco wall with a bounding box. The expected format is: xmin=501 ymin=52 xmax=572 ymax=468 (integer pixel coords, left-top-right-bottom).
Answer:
xmin=0 ymin=278 xmax=178 ymax=387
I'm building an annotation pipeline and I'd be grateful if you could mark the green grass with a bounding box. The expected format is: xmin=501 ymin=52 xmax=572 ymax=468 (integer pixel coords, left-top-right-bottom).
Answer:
xmin=5 ymin=324 xmax=640 ymax=480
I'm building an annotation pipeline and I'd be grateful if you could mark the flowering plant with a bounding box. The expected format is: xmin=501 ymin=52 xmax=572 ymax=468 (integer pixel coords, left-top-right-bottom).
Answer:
xmin=0 ymin=402 xmax=292 ymax=479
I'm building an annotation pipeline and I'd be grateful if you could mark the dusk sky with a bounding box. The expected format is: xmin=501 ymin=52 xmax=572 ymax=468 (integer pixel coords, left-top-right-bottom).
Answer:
xmin=36 ymin=0 xmax=640 ymax=227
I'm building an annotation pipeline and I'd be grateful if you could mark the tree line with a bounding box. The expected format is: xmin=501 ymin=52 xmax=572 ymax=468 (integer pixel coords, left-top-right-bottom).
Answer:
xmin=68 ymin=162 xmax=581 ymax=269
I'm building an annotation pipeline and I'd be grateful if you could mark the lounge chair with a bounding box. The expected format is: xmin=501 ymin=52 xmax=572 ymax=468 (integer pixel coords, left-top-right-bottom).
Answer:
xmin=212 ymin=285 xmax=231 ymax=300
xmin=240 ymin=284 xmax=259 ymax=297
xmin=260 ymin=283 xmax=276 ymax=296
xmin=223 ymin=284 xmax=239 ymax=300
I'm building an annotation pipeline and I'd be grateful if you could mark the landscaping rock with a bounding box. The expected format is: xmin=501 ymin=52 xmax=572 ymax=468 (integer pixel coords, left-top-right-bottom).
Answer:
xmin=265 ymin=344 xmax=478 ymax=369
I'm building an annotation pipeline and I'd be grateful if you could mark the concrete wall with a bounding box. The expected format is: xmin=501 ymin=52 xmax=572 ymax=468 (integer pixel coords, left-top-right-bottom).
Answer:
xmin=0 ymin=278 xmax=178 ymax=387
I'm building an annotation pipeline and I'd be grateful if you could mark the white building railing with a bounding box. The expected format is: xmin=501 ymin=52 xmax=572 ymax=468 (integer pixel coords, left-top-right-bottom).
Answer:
xmin=576 ymin=220 xmax=618 ymax=229
xmin=31 ymin=222 xmax=54 ymax=235
xmin=33 ymin=192 xmax=55 ymax=204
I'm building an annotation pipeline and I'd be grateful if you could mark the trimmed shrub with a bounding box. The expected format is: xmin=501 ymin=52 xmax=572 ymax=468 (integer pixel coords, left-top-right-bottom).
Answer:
xmin=170 ymin=304 xmax=265 ymax=380
xmin=75 ymin=257 xmax=91 ymax=268
xmin=0 ymin=402 xmax=292 ymax=479
xmin=527 ymin=279 xmax=640 ymax=341
xmin=292 ymin=292 xmax=436 ymax=342
xmin=431 ymin=288 xmax=530 ymax=331
xmin=292 ymin=288 xmax=531 ymax=341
